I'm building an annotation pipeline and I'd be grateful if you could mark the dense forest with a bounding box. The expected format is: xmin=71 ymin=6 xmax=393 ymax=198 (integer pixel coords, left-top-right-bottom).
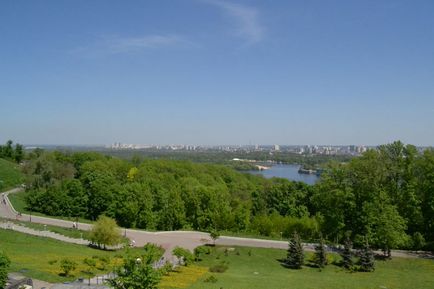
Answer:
xmin=11 ymin=141 xmax=434 ymax=254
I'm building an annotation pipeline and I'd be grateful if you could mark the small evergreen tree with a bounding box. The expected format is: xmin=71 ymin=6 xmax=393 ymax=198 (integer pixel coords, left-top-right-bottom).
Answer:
xmin=359 ymin=240 xmax=375 ymax=272
xmin=313 ymin=236 xmax=327 ymax=268
xmin=340 ymin=237 xmax=353 ymax=270
xmin=286 ymin=231 xmax=304 ymax=269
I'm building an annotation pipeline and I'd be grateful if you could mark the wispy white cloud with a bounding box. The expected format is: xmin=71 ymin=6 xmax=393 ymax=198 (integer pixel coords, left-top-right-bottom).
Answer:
xmin=71 ymin=34 xmax=192 ymax=56
xmin=204 ymin=0 xmax=265 ymax=43
xmin=107 ymin=35 xmax=187 ymax=53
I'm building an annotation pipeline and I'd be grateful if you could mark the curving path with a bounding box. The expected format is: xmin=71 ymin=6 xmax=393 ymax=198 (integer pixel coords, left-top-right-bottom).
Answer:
xmin=0 ymin=188 xmax=292 ymax=260
xmin=1 ymin=188 xmax=430 ymax=260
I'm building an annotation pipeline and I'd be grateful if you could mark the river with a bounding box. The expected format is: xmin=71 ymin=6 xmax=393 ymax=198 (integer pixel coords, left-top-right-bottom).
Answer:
xmin=246 ymin=164 xmax=319 ymax=185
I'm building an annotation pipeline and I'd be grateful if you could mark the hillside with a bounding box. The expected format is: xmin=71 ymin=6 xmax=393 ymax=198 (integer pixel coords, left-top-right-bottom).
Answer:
xmin=0 ymin=158 xmax=23 ymax=191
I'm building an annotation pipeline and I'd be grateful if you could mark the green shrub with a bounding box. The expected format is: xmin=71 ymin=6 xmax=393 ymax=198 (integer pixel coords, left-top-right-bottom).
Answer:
xmin=172 ymin=246 xmax=194 ymax=266
xmin=160 ymin=262 xmax=174 ymax=276
xmin=203 ymin=275 xmax=218 ymax=283
xmin=0 ymin=251 xmax=10 ymax=289
xmin=60 ymin=258 xmax=77 ymax=276
xmin=83 ymin=258 xmax=97 ymax=267
xmin=209 ymin=261 xmax=229 ymax=273
xmin=194 ymin=246 xmax=210 ymax=261
xmin=96 ymin=256 xmax=110 ymax=271
xmin=412 ymin=232 xmax=426 ymax=251
xmin=143 ymin=243 xmax=164 ymax=263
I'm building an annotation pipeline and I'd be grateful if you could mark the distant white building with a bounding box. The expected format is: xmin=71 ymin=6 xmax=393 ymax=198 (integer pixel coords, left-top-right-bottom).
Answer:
xmin=274 ymin=144 xmax=280 ymax=151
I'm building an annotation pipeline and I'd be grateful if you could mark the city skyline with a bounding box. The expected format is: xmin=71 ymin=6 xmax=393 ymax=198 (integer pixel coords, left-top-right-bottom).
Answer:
xmin=1 ymin=0 xmax=433 ymax=146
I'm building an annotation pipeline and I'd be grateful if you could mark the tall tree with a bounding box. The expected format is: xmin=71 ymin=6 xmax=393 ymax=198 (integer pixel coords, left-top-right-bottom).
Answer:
xmin=363 ymin=191 xmax=408 ymax=257
xmin=417 ymin=149 xmax=434 ymax=240
xmin=80 ymin=160 xmax=116 ymax=219
xmin=89 ymin=216 xmax=122 ymax=250
xmin=3 ymin=140 xmax=13 ymax=158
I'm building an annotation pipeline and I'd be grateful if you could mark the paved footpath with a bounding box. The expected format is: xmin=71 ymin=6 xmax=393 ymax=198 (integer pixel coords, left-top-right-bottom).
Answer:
xmin=1 ymin=188 xmax=430 ymax=260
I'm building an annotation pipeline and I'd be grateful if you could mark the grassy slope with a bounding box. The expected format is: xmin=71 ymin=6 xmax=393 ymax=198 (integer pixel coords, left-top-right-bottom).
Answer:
xmin=184 ymin=246 xmax=434 ymax=289
xmin=6 ymin=191 xmax=27 ymax=212
xmin=0 ymin=158 xmax=23 ymax=191
xmin=0 ymin=228 xmax=141 ymax=283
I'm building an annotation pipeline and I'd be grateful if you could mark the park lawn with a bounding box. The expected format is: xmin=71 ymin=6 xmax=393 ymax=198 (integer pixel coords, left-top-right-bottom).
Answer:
xmin=0 ymin=158 xmax=23 ymax=191
xmin=180 ymin=246 xmax=434 ymax=289
xmin=0 ymin=228 xmax=141 ymax=283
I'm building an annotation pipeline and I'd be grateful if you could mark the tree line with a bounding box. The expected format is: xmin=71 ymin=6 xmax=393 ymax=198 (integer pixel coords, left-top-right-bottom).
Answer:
xmin=95 ymin=148 xmax=353 ymax=170
xmin=0 ymin=140 xmax=24 ymax=163
xmin=18 ymin=141 xmax=434 ymax=253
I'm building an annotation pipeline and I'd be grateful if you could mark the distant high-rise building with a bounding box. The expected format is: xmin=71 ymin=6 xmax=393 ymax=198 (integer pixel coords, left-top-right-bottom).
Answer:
xmin=274 ymin=144 xmax=280 ymax=151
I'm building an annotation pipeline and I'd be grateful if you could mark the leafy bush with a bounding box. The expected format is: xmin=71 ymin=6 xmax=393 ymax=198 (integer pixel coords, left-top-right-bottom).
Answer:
xmin=194 ymin=246 xmax=210 ymax=261
xmin=172 ymin=246 xmax=194 ymax=266
xmin=107 ymin=254 xmax=160 ymax=289
xmin=83 ymin=258 xmax=97 ymax=267
xmin=412 ymin=232 xmax=426 ymax=251
xmin=60 ymin=258 xmax=77 ymax=276
xmin=203 ymin=275 xmax=218 ymax=283
xmin=0 ymin=251 xmax=10 ymax=289
xmin=143 ymin=243 xmax=164 ymax=263
xmin=96 ymin=256 xmax=110 ymax=271
xmin=159 ymin=262 xmax=174 ymax=276
xmin=209 ymin=261 xmax=229 ymax=273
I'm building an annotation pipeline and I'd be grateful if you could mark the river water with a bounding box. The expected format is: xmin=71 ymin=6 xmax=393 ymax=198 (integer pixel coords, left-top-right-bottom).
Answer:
xmin=247 ymin=164 xmax=319 ymax=185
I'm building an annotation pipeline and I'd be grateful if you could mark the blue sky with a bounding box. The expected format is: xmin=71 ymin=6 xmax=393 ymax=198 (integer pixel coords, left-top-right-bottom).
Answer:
xmin=1 ymin=0 xmax=433 ymax=146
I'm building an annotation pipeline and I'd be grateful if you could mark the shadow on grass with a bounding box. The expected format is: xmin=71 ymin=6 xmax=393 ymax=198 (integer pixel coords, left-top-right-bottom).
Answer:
xmin=87 ymin=243 xmax=119 ymax=251
xmin=276 ymin=258 xmax=297 ymax=269
xmin=58 ymin=272 xmax=74 ymax=277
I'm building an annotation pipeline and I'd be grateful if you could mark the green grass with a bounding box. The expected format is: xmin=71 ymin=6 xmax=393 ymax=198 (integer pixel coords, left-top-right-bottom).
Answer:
xmin=6 ymin=191 xmax=27 ymax=212
xmin=182 ymin=246 xmax=434 ymax=289
xmin=0 ymin=228 xmax=143 ymax=283
xmin=0 ymin=158 xmax=23 ymax=191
